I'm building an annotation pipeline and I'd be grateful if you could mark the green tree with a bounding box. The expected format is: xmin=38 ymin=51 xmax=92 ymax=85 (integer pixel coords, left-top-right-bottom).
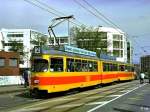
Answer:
xmin=8 ymin=40 xmax=24 ymax=55
xmin=70 ymin=26 xmax=110 ymax=56
xmin=31 ymin=34 xmax=47 ymax=46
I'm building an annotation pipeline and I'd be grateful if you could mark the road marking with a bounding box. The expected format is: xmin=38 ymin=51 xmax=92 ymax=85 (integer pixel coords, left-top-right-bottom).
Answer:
xmin=107 ymin=94 xmax=122 ymax=97
xmin=54 ymin=103 xmax=83 ymax=109
xmin=120 ymin=90 xmax=131 ymax=92
xmin=87 ymin=83 xmax=147 ymax=112
xmin=86 ymin=101 xmax=108 ymax=105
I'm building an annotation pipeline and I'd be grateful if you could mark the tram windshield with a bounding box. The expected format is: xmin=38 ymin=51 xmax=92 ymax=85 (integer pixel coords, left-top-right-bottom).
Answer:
xmin=32 ymin=59 xmax=48 ymax=72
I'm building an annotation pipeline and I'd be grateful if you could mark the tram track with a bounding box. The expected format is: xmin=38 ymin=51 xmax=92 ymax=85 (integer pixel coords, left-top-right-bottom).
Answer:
xmin=8 ymin=80 xmax=139 ymax=112
xmin=42 ymin=81 xmax=138 ymax=112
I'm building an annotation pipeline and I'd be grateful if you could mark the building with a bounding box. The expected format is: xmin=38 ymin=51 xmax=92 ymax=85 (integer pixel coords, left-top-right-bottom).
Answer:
xmin=0 ymin=31 xmax=4 ymax=51
xmin=49 ymin=36 xmax=69 ymax=46
xmin=0 ymin=51 xmax=20 ymax=85
xmin=140 ymin=55 xmax=150 ymax=73
xmin=74 ymin=27 xmax=132 ymax=63
xmin=0 ymin=28 xmax=48 ymax=69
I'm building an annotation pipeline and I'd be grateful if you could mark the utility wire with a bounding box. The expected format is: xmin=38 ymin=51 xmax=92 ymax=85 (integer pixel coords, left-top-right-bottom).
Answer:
xmin=24 ymin=0 xmax=82 ymax=27
xmin=74 ymin=0 xmax=148 ymax=55
xmin=73 ymin=0 xmax=111 ymax=26
xmin=24 ymin=0 xmax=60 ymax=17
xmin=34 ymin=0 xmax=85 ymax=26
xmin=73 ymin=0 xmax=126 ymax=38
xmin=81 ymin=0 xmax=121 ymax=30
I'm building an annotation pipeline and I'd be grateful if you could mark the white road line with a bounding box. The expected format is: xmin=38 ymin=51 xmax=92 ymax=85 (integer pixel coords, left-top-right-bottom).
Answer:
xmin=107 ymin=94 xmax=122 ymax=97
xmin=120 ymin=90 xmax=131 ymax=92
xmin=87 ymin=83 xmax=147 ymax=112
xmin=86 ymin=101 xmax=108 ymax=105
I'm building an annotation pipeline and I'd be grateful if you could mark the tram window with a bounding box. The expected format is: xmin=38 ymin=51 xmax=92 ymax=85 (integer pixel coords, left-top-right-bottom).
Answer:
xmin=88 ymin=61 xmax=93 ymax=71
xmin=32 ymin=59 xmax=48 ymax=72
xmin=82 ymin=60 xmax=88 ymax=72
xmin=74 ymin=59 xmax=82 ymax=72
xmin=129 ymin=66 xmax=134 ymax=72
xmin=50 ymin=58 xmax=63 ymax=72
xmin=67 ymin=58 xmax=74 ymax=72
xmin=93 ymin=62 xmax=98 ymax=72
xmin=110 ymin=64 xmax=113 ymax=71
xmin=125 ymin=65 xmax=129 ymax=71
xmin=126 ymin=66 xmax=131 ymax=72
xmin=119 ymin=65 xmax=125 ymax=71
xmin=103 ymin=63 xmax=108 ymax=71
xmin=114 ymin=64 xmax=118 ymax=71
xmin=103 ymin=63 xmax=107 ymax=71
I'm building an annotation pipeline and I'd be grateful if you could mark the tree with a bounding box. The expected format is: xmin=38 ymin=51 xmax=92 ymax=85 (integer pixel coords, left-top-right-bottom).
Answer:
xmin=8 ymin=40 xmax=24 ymax=55
xmin=31 ymin=33 xmax=48 ymax=46
xmin=70 ymin=26 xmax=110 ymax=56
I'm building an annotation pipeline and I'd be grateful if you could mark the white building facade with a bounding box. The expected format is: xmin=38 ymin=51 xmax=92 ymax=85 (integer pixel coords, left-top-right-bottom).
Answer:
xmin=0 ymin=31 xmax=4 ymax=51
xmin=0 ymin=28 xmax=48 ymax=85
xmin=98 ymin=27 xmax=131 ymax=63
xmin=0 ymin=28 xmax=48 ymax=69
xmin=74 ymin=26 xmax=133 ymax=63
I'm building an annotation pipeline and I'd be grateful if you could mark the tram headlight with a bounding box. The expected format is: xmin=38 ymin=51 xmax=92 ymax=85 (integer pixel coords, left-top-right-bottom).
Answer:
xmin=34 ymin=79 xmax=39 ymax=84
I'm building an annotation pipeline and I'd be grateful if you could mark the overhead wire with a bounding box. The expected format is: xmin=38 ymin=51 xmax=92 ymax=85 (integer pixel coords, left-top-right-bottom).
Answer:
xmin=24 ymin=0 xmax=148 ymax=55
xmin=23 ymin=0 xmax=84 ymax=27
xmin=74 ymin=0 xmax=148 ymax=55
xmin=73 ymin=0 xmax=112 ymax=26
xmin=81 ymin=0 xmax=121 ymax=30
xmin=33 ymin=0 xmax=85 ymax=26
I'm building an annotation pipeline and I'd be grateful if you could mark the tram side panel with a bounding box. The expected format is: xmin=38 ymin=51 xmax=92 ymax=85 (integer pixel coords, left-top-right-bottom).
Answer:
xmin=30 ymin=55 xmax=102 ymax=93
xmin=101 ymin=61 xmax=118 ymax=84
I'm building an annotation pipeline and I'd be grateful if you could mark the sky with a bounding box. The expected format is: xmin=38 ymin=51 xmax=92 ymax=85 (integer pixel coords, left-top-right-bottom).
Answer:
xmin=0 ymin=0 xmax=150 ymax=64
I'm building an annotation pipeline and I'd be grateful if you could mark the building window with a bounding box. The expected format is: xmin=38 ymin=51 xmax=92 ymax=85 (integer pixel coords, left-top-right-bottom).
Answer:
xmin=0 ymin=58 xmax=5 ymax=67
xmin=113 ymin=34 xmax=123 ymax=40
xmin=9 ymin=58 xmax=17 ymax=67
xmin=113 ymin=41 xmax=120 ymax=48
xmin=60 ymin=39 xmax=65 ymax=43
xmin=7 ymin=34 xmax=24 ymax=37
xmin=113 ymin=50 xmax=120 ymax=57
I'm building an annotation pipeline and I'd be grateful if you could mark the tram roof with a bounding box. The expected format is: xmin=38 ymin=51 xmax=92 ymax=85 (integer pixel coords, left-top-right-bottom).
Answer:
xmin=42 ymin=49 xmax=99 ymax=60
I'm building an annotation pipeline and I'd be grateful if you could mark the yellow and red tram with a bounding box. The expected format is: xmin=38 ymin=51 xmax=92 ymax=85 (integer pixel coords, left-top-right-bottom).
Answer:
xmin=30 ymin=46 xmax=135 ymax=94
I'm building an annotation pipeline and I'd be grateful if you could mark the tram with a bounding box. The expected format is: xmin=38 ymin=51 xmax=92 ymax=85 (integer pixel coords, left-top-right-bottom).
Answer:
xmin=30 ymin=45 xmax=135 ymax=95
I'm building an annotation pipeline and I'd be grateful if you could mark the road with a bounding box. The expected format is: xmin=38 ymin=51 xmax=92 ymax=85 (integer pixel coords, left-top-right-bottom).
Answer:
xmin=0 ymin=80 xmax=149 ymax=112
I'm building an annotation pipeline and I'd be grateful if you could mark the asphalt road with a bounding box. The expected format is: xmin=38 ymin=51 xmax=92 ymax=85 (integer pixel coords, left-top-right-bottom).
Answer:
xmin=0 ymin=80 xmax=149 ymax=112
xmin=0 ymin=90 xmax=42 ymax=112
xmin=92 ymin=82 xmax=150 ymax=112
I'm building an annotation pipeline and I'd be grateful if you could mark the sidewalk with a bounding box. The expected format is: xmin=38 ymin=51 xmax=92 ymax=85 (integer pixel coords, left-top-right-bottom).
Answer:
xmin=0 ymin=85 xmax=28 ymax=94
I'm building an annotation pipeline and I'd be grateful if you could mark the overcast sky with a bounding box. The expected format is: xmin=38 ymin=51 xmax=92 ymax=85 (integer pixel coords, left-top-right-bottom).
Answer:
xmin=0 ymin=0 xmax=150 ymax=63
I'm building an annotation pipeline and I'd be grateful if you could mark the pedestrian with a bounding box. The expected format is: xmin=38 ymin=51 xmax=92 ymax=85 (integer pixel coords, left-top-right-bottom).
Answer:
xmin=23 ymin=69 xmax=29 ymax=88
xmin=140 ymin=72 xmax=145 ymax=84
xmin=147 ymin=70 xmax=150 ymax=84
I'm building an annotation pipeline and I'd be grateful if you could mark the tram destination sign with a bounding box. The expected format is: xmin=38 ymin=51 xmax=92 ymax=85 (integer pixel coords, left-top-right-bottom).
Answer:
xmin=64 ymin=45 xmax=96 ymax=57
